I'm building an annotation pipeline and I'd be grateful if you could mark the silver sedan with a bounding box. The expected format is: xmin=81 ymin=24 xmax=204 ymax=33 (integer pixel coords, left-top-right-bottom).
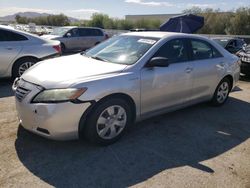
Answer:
xmin=13 ymin=32 xmax=240 ymax=145
xmin=0 ymin=25 xmax=61 ymax=78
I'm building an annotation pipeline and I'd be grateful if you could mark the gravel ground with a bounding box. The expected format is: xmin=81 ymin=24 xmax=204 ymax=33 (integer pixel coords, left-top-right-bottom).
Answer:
xmin=0 ymin=78 xmax=249 ymax=188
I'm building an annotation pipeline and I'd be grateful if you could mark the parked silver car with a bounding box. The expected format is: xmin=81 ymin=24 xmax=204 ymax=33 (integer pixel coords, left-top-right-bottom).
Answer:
xmin=0 ymin=25 xmax=61 ymax=78
xmin=41 ymin=26 xmax=107 ymax=53
xmin=13 ymin=32 xmax=240 ymax=145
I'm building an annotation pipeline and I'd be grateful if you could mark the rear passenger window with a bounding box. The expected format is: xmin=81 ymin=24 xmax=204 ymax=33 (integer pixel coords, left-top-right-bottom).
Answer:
xmin=191 ymin=39 xmax=222 ymax=60
xmin=89 ymin=29 xmax=103 ymax=36
xmin=154 ymin=39 xmax=188 ymax=64
xmin=79 ymin=28 xmax=87 ymax=36
xmin=79 ymin=28 xmax=103 ymax=37
xmin=0 ymin=29 xmax=28 ymax=41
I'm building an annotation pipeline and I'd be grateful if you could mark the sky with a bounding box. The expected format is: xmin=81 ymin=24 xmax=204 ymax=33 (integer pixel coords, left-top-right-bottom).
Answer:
xmin=0 ymin=0 xmax=249 ymax=19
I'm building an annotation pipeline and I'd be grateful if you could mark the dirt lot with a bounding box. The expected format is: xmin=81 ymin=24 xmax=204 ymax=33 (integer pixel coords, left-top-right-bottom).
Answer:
xmin=0 ymin=78 xmax=249 ymax=188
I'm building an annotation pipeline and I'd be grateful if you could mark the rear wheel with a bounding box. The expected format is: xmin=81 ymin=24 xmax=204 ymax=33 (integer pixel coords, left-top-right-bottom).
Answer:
xmin=211 ymin=78 xmax=231 ymax=106
xmin=12 ymin=57 xmax=38 ymax=78
xmin=83 ymin=98 xmax=132 ymax=145
xmin=61 ymin=43 xmax=66 ymax=54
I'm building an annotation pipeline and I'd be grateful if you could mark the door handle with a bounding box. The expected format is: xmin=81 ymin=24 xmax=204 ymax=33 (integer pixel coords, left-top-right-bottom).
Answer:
xmin=185 ymin=67 xmax=193 ymax=73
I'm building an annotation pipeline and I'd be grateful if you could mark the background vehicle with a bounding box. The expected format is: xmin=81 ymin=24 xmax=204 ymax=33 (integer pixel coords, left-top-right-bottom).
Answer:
xmin=41 ymin=26 xmax=107 ymax=53
xmin=0 ymin=25 xmax=61 ymax=78
xmin=212 ymin=37 xmax=246 ymax=54
xmin=14 ymin=32 xmax=240 ymax=145
xmin=236 ymin=44 xmax=250 ymax=76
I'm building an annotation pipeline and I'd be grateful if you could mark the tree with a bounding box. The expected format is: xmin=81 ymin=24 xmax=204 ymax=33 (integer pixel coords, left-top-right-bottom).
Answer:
xmin=227 ymin=7 xmax=250 ymax=35
xmin=15 ymin=14 xmax=70 ymax=26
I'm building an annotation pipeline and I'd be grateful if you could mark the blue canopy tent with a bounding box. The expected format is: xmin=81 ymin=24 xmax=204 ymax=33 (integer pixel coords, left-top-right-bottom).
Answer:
xmin=160 ymin=14 xmax=204 ymax=33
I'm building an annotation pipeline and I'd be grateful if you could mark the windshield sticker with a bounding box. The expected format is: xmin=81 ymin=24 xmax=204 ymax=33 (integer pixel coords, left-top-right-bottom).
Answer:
xmin=138 ymin=39 xmax=156 ymax=45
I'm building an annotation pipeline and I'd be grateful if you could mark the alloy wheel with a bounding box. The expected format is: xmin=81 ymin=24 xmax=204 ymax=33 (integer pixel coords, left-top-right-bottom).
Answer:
xmin=217 ymin=81 xmax=229 ymax=103
xmin=18 ymin=62 xmax=35 ymax=76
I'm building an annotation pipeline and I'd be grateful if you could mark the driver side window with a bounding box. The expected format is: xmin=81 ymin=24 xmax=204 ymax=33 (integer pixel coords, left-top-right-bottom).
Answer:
xmin=154 ymin=39 xmax=188 ymax=64
xmin=68 ymin=28 xmax=79 ymax=37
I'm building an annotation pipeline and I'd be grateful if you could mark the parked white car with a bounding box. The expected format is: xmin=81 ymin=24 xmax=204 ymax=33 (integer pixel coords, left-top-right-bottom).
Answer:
xmin=13 ymin=32 xmax=240 ymax=145
xmin=0 ymin=25 xmax=61 ymax=78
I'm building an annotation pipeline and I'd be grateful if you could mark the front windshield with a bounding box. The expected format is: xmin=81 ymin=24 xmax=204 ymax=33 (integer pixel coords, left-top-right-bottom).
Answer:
xmin=51 ymin=27 xmax=72 ymax=36
xmin=84 ymin=35 xmax=159 ymax=65
xmin=212 ymin=39 xmax=229 ymax=48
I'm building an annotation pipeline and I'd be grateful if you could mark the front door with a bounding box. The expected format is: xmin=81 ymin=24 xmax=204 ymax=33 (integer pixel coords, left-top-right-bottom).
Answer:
xmin=63 ymin=28 xmax=80 ymax=50
xmin=140 ymin=38 xmax=193 ymax=115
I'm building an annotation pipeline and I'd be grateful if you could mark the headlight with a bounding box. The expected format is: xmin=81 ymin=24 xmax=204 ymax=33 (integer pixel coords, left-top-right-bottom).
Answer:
xmin=32 ymin=88 xmax=87 ymax=103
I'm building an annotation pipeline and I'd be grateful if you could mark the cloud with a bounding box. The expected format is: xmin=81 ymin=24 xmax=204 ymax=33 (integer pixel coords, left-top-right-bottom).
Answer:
xmin=186 ymin=3 xmax=217 ymax=8
xmin=125 ymin=0 xmax=173 ymax=7
xmin=0 ymin=7 xmax=100 ymax=19
xmin=0 ymin=7 xmax=54 ymax=17
xmin=70 ymin=9 xmax=100 ymax=13
xmin=125 ymin=1 xmax=226 ymax=9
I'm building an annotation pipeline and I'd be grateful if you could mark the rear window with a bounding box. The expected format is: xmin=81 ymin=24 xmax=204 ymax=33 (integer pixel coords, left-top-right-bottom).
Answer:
xmin=191 ymin=39 xmax=223 ymax=60
xmin=79 ymin=28 xmax=103 ymax=37
xmin=0 ymin=29 xmax=28 ymax=41
xmin=212 ymin=39 xmax=229 ymax=48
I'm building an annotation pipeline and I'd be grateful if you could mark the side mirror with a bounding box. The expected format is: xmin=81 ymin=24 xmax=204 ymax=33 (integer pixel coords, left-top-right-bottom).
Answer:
xmin=147 ymin=57 xmax=169 ymax=67
xmin=66 ymin=33 xmax=71 ymax=38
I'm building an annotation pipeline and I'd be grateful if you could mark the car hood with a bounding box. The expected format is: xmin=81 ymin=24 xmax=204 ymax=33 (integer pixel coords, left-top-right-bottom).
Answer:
xmin=22 ymin=54 xmax=127 ymax=88
xmin=40 ymin=34 xmax=60 ymax=40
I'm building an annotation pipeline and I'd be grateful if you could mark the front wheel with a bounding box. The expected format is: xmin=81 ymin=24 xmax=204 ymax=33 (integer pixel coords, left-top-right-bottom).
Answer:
xmin=83 ymin=98 xmax=132 ymax=145
xmin=211 ymin=78 xmax=231 ymax=106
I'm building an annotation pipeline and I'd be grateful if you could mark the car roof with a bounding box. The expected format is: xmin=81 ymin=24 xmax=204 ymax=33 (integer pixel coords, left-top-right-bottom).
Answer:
xmin=0 ymin=24 xmax=16 ymax=31
xmin=59 ymin=26 xmax=77 ymax=29
xmin=122 ymin=31 xmax=206 ymax=40
xmin=211 ymin=37 xmax=237 ymax=40
xmin=0 ymin=24 xmax=45 ymax=41
xmin=60 ymin=26 xmax=103 ymax=30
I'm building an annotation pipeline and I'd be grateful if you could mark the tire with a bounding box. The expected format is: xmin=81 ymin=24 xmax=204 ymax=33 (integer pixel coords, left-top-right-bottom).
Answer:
xmin=211 ymin=77 xmax=231 ymax=106
xmin=83 ymin=98 xmax=133 ymax=145
xmin=12 ymin=57 xmax=38 ymax=78
xmin=95 ymin=42 xmax=100 ymax=46
xmin=61 ymin=43 xmax=66 ymax=54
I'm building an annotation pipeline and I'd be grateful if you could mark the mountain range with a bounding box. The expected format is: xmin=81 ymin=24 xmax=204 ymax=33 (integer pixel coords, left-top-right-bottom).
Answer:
xmin=0 ymin=12 xmax=79 ymax=22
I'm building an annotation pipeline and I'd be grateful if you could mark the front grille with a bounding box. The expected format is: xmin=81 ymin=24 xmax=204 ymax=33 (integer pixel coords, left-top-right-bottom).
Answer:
xmin=15 ymin=86 xmax=31 ymax=102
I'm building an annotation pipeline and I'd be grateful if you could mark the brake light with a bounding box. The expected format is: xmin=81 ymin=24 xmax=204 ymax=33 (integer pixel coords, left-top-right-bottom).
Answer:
xmin=53 ymin=45 xmax=61 ymax=53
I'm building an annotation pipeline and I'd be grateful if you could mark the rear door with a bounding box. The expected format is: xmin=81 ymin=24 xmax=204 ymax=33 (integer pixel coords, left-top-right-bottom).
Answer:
xmin=0 ymin=29 xmax=25 ymax=76
xmin=188 ymin=38 xmax=225 ymax=100
xmin=83 ymin=29 xmax=104 ymax=49
xmin=78 ymin=28 xmax=91 ymax=50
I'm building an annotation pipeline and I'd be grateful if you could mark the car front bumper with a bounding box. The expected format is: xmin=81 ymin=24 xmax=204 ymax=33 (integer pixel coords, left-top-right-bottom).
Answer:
xmin=14 ymin=79 xmax=91 ymax=140
xmin=16 ymin=100 xmax=91 ymax=140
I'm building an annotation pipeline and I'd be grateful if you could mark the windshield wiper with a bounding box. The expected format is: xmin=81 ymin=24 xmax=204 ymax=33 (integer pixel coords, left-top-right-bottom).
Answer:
xmin=90 ymin=56 xmax=109 ymax=62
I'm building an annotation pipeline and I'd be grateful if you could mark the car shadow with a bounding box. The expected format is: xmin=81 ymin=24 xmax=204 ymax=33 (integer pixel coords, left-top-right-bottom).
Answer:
xmin=15 ymin=97 xmax=250 ymax=187
xmin=0 ymin=78 xmax=14 ymax=98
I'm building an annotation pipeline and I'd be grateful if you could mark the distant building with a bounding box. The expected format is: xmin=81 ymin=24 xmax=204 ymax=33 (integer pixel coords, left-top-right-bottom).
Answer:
xmin=125 ymin=14 xmax=181 ymax=23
